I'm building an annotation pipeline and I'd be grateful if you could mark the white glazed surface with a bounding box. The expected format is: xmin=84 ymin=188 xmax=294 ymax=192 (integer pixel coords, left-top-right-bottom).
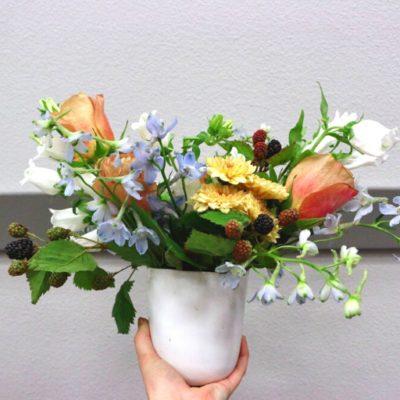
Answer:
xmin=147 ymin=267 xmax=249 ymax=386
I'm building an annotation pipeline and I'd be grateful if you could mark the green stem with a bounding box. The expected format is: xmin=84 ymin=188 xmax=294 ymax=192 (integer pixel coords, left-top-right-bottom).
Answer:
xmin=358 ymin=223 xmax=400 ymax=243
xmin=27 ymin=232 xmax=47 ymax=243
xmin=314 ymin=230 xmax=344 ymax=244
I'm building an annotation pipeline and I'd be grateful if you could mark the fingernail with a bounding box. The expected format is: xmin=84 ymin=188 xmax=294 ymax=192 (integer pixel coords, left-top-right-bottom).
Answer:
xmin=138 ymin=317 xmax=144 ymax=327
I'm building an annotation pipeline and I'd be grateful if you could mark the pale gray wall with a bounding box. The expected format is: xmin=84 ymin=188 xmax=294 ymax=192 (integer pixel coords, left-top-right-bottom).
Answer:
xmin=1 ymin=251 xmax=400 ymax=400
xmin=1 ymin=1 xmax=400 ymax=399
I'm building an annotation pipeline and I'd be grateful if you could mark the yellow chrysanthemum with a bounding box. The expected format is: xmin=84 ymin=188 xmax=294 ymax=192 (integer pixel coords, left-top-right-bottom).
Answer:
xmin=206 ymin=156 xmax=256 ymax=185
xmin=188 ymin=183 xmax=248 ymax=214
xmin=240 ymin=175 xmax=289 ymax=202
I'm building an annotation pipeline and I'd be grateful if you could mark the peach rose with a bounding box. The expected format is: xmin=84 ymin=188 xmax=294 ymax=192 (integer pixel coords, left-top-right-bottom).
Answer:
xmin=53 ymin=92 xmax=114 ymax=159
xmin=285 ymin=154 xmax=358 ymax=219
xmin=93 ymin=154 xmax=156 ymax=213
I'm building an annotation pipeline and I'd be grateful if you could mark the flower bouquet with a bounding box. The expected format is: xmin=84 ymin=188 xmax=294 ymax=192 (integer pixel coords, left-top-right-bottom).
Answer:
xmin=6 ymin=87 xmax=400 ymax=385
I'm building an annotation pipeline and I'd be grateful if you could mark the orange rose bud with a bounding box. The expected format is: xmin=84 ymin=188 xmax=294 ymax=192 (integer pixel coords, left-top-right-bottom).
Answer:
xmin=285 ymin=154 xmax=358 ymax=220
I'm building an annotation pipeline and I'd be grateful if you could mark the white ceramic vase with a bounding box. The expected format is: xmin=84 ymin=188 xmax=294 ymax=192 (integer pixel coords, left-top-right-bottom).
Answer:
xmin=147 ymin=267 xmax=249 ymax=386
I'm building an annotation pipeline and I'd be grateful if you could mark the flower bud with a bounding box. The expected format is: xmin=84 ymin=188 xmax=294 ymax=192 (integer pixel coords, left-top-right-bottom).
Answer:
xmin=340 ymin=245 xmax=362 ymax=275
xmin=344 ymin=296 xmax=362 ymax=319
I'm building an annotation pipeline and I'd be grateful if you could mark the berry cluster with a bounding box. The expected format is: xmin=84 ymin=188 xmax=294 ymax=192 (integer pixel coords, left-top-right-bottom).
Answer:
xmin=251 ymin=129 xmax=282 ymax=161
xmin=278 ymin=208 xmax=299 ymax=226
xmin=225 ymin=219 xmax=243 ymax=239
xmin=233 ymin=240 xmax=252 ymax=263
xmin=254 ymin=214 xmax=274 ymax=235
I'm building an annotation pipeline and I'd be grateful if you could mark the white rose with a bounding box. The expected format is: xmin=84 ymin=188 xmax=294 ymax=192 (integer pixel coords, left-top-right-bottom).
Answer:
xmin=131 ymin=111 xmax=171 ymax=147
xmin=350 ymin=120 xmax=399 ymax=162
xmin=172 ymin=178 xmax=202 ymax=212
xmin=50 ymin=208 xmax=89 ymax=232
xmin=34 ymin=137 xmax=68 ymax=161
xmin=70 ymin=229 xmax=101 ymax=252
xmin=340 ymin=153 xmax=379 ymax=170
xmin=20 ymin=159 xmax=60 ymax=195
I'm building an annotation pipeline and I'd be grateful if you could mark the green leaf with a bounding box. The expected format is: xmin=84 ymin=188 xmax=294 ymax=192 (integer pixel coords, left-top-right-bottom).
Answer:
xmin=26 ymin=269 xmax=51 ymax=304
xmin=287 ymin=149 xmax=316 ymax=173
xmin=73 ymin=267 xmax=111 ymax=291
xmin=179 ymin=212 xmax=224 ymax=235
xmin=200 ymin=210 xmax=251 ymax=227
xmin=185 ymin=230 xmax=237 ymax=256
xmin=317 ymin=82 xmax=329 ymax=122
xmin=281 ymin=176 xmax=296 ymax=210
xmin=255 ymin=171 xmax=270 ymax=180
xmin=269 ymin=165 xmax=278 ymax=182
xmin=107 ymin=241 xmax=156 ymax=267
xmin=112 ymin=281 xmax=137 ymax=334
xmin=266 ymin=142 xmax=299 ymax=166
xmin=30 ymin=241 xmax=97 ymax=273
xmin=289 ymin=110 xmax=305 ymax=144
xmin=192 ymin=144 xmax=200 ymax=159
xmin=282 ymin=218 xmax=324 ymax=236
xmin=230 ymin=140 xmax=254 ymax=161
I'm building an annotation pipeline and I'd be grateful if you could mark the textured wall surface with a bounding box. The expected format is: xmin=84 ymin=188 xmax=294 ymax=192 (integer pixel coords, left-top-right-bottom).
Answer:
xmin=1 ymin=251 xmax=400 ymax=400
xmin=1 ymin=0 xmax=400 ymax=194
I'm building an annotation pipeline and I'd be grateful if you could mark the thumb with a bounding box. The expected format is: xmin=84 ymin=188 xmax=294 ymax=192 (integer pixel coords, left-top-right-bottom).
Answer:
xmin=134 ymin=317 xmax=160 ymax=369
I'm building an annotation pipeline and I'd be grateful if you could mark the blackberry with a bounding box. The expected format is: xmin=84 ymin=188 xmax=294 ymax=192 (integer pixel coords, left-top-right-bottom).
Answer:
xmin=47 ymin=227 xmax=71 ymax=241
xmin=225 ymin=219 xmax=243 ymax=239
xmin=5 ymin=239 xmax=34 ymax=260
xmin=49 ymin=272 xmax=70 ymax=288
xmin=266 ymin=139 xmax=282 ymax=160
xmin=233 ymin=240 xmax=252 ymax=263
xmin=8 ymin=260 xmax=29 ymax=277
xmin=254 ymin=214 xmax=274 ymax=235
xmin=278 ymin=208 xmax=299 ymax=226
xmin=92 ymin=274 xmax=115 ymax=291
xmin=252 ymin=129 xmax=267 ymax=145
xmin=8 ymin=222 xmax=29 ymax=238
xmin=253 ymin=142 xmax=268 ymax=160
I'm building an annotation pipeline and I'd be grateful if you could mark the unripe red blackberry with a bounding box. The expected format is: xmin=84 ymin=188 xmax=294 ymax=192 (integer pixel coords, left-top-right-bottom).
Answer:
xmin=8 ymin=222 xmax=29 ymax=238
xmin=254 ymin=214 xmax=274 ymax=235
xmin=49 ymin=272 xmax=70 ymax=288
xmin=278 ymin=208 xmax=299 ymax=226
xmin=47 ymin=227 xmax=71 ymax=241
xmin=225 ymin=219 xmax=243 ymax=239
xmin=8 ymin=260 xmax=28 ymax=276
xmin=253 ymin=142 xmax=268 ymax=160
xmin=5 ymin=239 xmax=34 ymax=260
xmin=233 ymin=240 xmax=252 ymax=263
xmin=252 ymin=129 xmax=267 ymax=145
xmin=266 ymin=139 xmax=282 ymax=160
xmin=92 ymin=274 xmax=115 ymax=291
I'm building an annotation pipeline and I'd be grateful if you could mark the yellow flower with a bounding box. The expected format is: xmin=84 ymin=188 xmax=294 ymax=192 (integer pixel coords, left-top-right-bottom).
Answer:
xmin=261 ymin=222 xmax=281 ymax=243
xmin=206 ymin=156 xmax=256 ymax=185
xmin=240 ymin=175 xmax=289 ymax=201
xmin=188 ymin=183 xmax=248 ymax=214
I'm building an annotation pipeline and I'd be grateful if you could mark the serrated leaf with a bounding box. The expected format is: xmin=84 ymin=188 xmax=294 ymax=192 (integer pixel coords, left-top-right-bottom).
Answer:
xmin=200 ymin=210 xmax=251 ymax=227
xmin=230 ymin=140 xmax=254 ymax=161
xmin=73 ymin=267 xmax=110 ymax=291
xmin=289 ymin=110 xmax=305 ymax=144
xmin=112 ymin=281 xmax=136 ymax=334
xmin=185 ymin=230 xmax=237 ymax=256
xmin=266 ymin=142 xmax=299 ymax=166
xmin=107 ymin=242 xmax=156 ymax=267
xmin=30 ymin=241 xmax=97 ymax=273
xmin=26 ymin=269 xmax=51 ymax=304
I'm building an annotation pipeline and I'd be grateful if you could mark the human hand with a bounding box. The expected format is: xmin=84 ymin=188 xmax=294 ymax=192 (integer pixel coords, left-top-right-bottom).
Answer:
xmin=134 ymin=317 xmax=249 ymax=400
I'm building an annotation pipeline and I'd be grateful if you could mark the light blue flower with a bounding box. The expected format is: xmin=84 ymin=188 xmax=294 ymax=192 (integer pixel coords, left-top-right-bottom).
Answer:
xmin=287 ymin=281 xmax=315 ymax=305
xmin=129 ymin=226 xmax=160 ymax=255
xmin=86 ymin=196 xmax=119 ymax=224
xmin=379 ymin=196 xmax=400 ymax=227
xmin=33 ymin=111 xmax=54 ymax=146
xmin=61 ymin=131 xmax=93 ymax=162
xmin=319 ymin=278 xmax=346 ymax=303
xmin=112 ymin=137 xmax=135 ymax=167
xmin=130 ymin=142 xmax=164 ymax=185
xmin=248 ymin=281 xmax=284 ymax=305
xmin=98 ymin=218 xmax=131 ymax=246
xmin=147 ymin=193 xmax=185 ymax=221
xmin=176 ymin=152 xmax=207 ymax=180
xmin=215 ymin=262 xmax=246 ymax=289
xmin=55 ymin=163 xmax=76 ymax=196
xmin=313 ymin=214 xmax=342 ymax=235
xmin=233 ymin=126 xmax=247 ymax=140
xmin=146 ymin=113 xmax=178 ymax=141
xmin=121 ymin=170 xmax=144 ymax=200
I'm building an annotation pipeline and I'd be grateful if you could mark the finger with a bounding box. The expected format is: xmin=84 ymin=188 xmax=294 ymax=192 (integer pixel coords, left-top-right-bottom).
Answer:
xmin=134 ymin=317 xmax=160 ymax=369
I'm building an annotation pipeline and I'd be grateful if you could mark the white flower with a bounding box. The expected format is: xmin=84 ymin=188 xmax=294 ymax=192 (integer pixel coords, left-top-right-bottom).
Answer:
xmin=350 ymin=120 xmax=399 ymax=163
xmin=131 ymin=111 xmax=171 ymax=147
xmin=233 ymin=127 xmax=247 ymax=140
xmin=215 ymin=262 xmax=246 ymax=289
xmin=50 ymin=208 xmax=89 ymax=232
xmin=248 ymin=282 xmax=284 ymax=305
xmin=172 ymin=178 xmax=202 ymax=212
xmin=305 ymin=111 xmax=357 ymax=153
xmin=70 ymin=229 xmax=101 ymax=252
xmin=313 ymin=213 xmax=342 ymax=235
xmin=340 ymin=153 xmax=379 ymax=170
xmin=98 ymin=218 xmax=131 ymax=246
xmin=260 ymin=123 xmax=271 ymax=133
xmin=344 ymin=296 xmax=362 ymax=319
xmin=34 ymin=137 xmax=69 ymax=161
xmin=320 ymin=278 xmax=346 ymax=303
xmin=86 ymin=196 xmax=119 ymax=224
xmin=340 ymin=246 xmax=362 ymax=275
xmin=61 ymin=131 xmax=93 ymax=163
xmin=230 ymin=147 xmax=245 ymax=160
xmin=297 ymin=230 xmax=319 ymax=258
xmin=74 ymin=173 xmax=97 ymax=197
xmin=379 ymin=197 xmax=400 ymax=227
xmin=20 ymin=159 xmax=60 ymax=195
xmin=343 ymin=186 xmax=385 ymax=222
xmin=288 ymin=281 xmax=315 ymax=305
